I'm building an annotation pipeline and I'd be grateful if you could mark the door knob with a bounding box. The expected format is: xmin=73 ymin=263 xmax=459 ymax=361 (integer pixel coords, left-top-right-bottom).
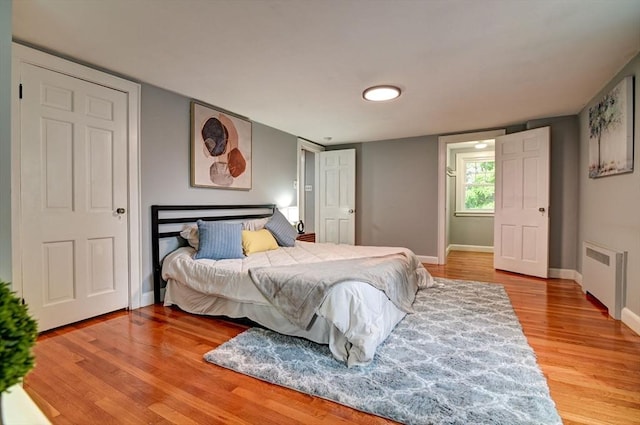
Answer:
xmin=538 ymin=207 xmax=545 ymax=212
xmin=116 ymin=208 xmax=126 ymax=215
xmin=348 ymin=209 xmax=355 ymax=214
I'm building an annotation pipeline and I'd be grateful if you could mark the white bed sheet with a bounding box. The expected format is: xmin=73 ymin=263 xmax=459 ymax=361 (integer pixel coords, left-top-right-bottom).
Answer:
xmin=162 ymin=241 xmax=432 ymax=366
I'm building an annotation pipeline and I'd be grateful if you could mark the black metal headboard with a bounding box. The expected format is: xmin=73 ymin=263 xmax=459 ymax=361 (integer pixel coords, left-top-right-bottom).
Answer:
xmin=151 ymin=204 xmax=276 ymax=303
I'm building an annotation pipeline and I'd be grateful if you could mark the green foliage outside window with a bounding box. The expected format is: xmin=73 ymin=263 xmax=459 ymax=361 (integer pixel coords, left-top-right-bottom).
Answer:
xmin=464 ymin=160 xmax=495 ymax=210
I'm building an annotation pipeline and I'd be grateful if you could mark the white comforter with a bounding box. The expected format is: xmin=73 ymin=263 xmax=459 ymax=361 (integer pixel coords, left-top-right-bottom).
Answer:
xmin=162 ymin=241 xmax=433 ymax=366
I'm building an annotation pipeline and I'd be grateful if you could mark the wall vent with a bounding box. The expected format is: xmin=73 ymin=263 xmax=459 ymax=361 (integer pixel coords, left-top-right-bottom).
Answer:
xmin=582 ymin=241 xmax=626 ymax=319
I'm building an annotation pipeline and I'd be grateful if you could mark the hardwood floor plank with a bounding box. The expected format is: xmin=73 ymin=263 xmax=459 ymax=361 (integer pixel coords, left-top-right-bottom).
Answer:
xmin=24 ymin=251 xmax=640 ymax=424
xmin=148 ymin=402 xmax=203 ymax=425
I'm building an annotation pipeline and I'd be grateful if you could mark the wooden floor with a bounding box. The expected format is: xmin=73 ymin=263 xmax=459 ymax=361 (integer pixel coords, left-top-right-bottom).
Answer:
xmin=24 ymin=251 xmax=640 ymax=425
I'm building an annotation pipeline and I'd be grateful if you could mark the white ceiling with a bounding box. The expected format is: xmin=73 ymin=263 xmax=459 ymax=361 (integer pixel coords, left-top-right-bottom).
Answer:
xmin=12 ymin=0 xmax=640 ymax=145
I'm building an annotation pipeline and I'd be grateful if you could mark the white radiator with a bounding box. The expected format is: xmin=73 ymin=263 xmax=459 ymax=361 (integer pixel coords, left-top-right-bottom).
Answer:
xmin=582 ymin=241 xmax=626 ymax=320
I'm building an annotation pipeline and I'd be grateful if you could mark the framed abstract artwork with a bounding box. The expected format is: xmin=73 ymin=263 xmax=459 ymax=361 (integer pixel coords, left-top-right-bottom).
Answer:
xmin=588 ymin=75 xmax=634 ymax=178
xmin=191 ymin=101 xmax=252 ymax=189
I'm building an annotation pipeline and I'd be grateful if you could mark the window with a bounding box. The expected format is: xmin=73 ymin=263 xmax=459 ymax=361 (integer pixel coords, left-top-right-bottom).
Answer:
xmin=455 ymin=151 xmax=495 ymax=216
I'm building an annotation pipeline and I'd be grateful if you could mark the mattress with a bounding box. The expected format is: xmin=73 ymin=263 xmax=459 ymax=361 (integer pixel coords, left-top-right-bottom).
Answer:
xmin=162 ymin=241 xmax=432 ymax=366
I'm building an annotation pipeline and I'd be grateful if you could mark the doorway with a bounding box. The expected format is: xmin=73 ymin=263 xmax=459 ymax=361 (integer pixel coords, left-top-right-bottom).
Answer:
xmin=437 ymin=129 xmax=505 ymax=264
xmin=447 ymin=140 xmax=496 ymax=253
xmin=297 ymin=138 xmax=324 ymax=237
xmin=297 ymin=140 xmax=356 ymax=244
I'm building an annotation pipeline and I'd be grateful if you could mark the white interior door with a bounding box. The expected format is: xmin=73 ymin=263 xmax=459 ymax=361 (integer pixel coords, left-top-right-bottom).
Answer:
xmin=494 ymin=127 xmax=550 ymax=278
xmin=19 ymin=63 xmax=130 ymax=331
xmin=318 ymin=149 xmax=355 ymax=244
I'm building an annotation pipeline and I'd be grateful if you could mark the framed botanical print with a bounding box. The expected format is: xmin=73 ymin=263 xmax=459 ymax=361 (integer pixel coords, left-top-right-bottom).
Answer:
xmin=588 ymin=76 xmax=634 ymax=178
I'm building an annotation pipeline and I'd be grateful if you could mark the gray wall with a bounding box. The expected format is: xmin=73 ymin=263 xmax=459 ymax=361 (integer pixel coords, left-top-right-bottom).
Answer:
xmin=527 ymin=116 xmax=580 ymax=270
xmin=0 ymin=2 xmax=11 ymax=282
xmin=332 ymin=120 xmax=579 ymax=269
xmin=449 ymin=215 xmax=493 ymax=247
xmin=578 ymin=52 xmax=640 ymax=317
xmin=140 ymin=84 xmax=298 ymax=293
xmin=331 ymin=137 xmax=439 ymax=257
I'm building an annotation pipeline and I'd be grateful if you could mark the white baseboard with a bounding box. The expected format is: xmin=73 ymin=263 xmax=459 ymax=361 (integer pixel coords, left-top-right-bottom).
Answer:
xmin=448 ymin=244 xmax=494 ymax=253
xmin=549 ymin=270 xmax=637 ymax=335
xmin=574 ymin=271 xmax=583 ymax=286
xmin=548 ymin=268 xmax=579 ymax=281
xmin=622 ymin=308 xmax=640 ymax=336
xmin=140 ymin=290 xmax=155 ymax=307
xmin=418 ymin=255 xmax=439 ymax=264
xmin=398 ymin=256 xmax=638 ymax=335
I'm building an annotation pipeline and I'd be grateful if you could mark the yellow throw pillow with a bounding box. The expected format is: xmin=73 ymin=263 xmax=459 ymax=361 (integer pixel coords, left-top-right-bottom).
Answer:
xmin=242 ymin=229 xmax=279 ymax=255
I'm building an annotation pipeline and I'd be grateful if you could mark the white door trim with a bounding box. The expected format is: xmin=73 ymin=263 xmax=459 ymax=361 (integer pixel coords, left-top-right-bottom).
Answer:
xmin=437 ymin=129 xmax=506 ymax=264
xmin=11 ymin=43 xmax=143 ymax=309
xmin=297 ymin=138 xmax=324 ymax=232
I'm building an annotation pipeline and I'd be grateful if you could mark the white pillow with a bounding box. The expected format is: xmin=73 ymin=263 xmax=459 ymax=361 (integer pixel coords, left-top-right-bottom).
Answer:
xmin=180 ymin=225 xmax=199 ymax=250
xmin=242 ymin=217 xmax=269 ymax=231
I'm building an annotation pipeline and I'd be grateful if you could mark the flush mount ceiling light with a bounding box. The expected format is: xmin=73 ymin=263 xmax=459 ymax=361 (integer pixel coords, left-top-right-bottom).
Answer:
xmin=475 ymin=139 xmax=493 ymax=149
xmin=362 ymin=85 xmax=401 ymax=102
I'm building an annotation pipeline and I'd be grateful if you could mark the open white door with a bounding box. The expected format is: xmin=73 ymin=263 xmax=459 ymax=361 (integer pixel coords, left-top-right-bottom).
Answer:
xmin=19 ymin=62 xmax=130 ymax=331
xmin=318 ymin=149 xmax=355 ymax=244
xmin=494 ymin=127 xmax=550 ymax=278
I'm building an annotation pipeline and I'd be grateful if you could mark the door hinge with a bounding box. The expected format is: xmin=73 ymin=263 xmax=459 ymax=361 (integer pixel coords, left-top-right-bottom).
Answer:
xmin=21 ymin=297 xmax=25 ymax=305
xmin=19 ymin=83 xmax=23 ymax=99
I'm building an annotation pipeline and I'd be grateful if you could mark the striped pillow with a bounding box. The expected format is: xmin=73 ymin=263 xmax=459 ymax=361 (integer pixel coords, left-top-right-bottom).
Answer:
xmin=193 ymin=220 xmax=244 ymax=260
xmin=265 ymin=209 xmax=297 ymax=247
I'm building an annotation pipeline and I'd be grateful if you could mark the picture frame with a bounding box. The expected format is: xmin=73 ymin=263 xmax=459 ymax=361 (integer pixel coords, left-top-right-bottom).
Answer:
xmin=190 ymin=101 xmax=252 ymax=190
xmin=588 ymin=75 xmax=634 ymax=178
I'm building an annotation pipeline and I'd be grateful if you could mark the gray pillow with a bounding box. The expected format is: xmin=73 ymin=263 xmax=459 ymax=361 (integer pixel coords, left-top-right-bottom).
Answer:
xmin=265 ymin=209 xmax=297 ymax=247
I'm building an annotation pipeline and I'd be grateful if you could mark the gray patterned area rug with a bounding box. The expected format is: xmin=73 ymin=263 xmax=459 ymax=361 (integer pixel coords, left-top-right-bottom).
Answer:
xmin=204 ymin=278 xmax=562 ymax=425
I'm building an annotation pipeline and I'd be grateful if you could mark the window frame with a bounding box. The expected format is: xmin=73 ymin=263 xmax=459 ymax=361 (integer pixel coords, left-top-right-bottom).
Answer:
xmin=455 ymin=151 xmax=495 ymax=217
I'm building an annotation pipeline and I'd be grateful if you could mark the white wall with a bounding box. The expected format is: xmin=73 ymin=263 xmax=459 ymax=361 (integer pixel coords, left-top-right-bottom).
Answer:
xmin=578 ymin=53 xmax=640 ymax=320
xmin=0 ymin=2 xmax=12 ymax=282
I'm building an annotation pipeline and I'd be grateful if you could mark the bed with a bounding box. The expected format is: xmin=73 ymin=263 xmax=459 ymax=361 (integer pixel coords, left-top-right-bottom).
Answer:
xmin=152 ymin=204 xmax=433 ymax=367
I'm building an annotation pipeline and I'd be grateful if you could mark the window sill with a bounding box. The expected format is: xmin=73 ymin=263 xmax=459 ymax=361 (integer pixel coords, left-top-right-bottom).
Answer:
xmin=454 ymin=211 xmax=494 ymax=218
